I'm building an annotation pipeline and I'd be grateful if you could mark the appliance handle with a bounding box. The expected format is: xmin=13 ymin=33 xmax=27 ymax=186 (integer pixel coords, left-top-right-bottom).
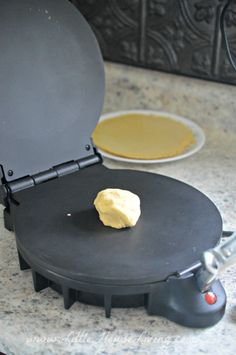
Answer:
xmin=196 ymin=231 xmax=236 ymax=292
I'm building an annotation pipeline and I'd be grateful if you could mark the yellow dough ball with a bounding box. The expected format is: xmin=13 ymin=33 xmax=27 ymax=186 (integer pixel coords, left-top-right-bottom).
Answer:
xmin=94 ymin=188 xmax=141 ymax=229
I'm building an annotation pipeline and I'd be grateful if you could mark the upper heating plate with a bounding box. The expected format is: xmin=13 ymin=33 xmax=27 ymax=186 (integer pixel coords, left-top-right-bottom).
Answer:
xmin=0 ymin=0 xmax=105 ymax=181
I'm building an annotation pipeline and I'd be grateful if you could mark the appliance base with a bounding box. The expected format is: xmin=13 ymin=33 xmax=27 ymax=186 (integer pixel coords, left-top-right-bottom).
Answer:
xmin=17 ymin=249 xmax=226 ymax=328
xmin=4 ymin=208 xmax=14 ymax=232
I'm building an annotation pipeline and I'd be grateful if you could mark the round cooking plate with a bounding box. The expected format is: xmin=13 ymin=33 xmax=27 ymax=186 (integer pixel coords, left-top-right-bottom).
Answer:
xmin=13 ymin=165 xmax=222 ymax=285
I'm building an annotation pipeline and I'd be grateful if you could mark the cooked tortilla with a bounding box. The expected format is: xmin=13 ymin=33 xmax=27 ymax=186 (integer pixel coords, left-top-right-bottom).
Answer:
xmin=92 ymin=114 xmax=196 ymax=160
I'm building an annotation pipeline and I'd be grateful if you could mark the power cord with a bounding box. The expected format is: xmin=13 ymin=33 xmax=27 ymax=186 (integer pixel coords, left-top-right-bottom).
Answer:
xmin=219 ymin=1 xmax=235 ymax=239
xmin=220 ymin=0 xmax=236 ymax=71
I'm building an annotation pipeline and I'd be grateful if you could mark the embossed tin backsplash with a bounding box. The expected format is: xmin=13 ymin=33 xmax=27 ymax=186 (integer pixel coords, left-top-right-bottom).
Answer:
xmin=70 ymin=0 xmax=236 ymax=84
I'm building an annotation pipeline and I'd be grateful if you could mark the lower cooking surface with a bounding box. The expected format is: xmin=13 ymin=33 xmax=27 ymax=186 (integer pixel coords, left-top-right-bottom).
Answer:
xmin=13 ymin=164 xmax=222 ymax=285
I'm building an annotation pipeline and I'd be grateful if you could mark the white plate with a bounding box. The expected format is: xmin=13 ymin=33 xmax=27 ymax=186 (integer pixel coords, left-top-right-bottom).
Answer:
xmin=95 ymin=110 xmax=205 ymax=164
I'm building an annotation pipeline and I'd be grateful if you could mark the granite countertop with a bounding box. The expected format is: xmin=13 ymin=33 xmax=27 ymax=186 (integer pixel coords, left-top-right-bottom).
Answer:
xmin=0 ymin=63 xmax=236 ymax=355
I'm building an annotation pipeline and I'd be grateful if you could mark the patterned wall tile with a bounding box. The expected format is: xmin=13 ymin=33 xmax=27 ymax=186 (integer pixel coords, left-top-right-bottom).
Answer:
xmin=146 ymin=0 xmax=215 ymax=77
xmin=218 ymin=1 xmax=236 ymax=82
xmin=70 ymin=0 xmax=236 ymax=85
xmin=71 ymin=0 xmax=140 ymax=64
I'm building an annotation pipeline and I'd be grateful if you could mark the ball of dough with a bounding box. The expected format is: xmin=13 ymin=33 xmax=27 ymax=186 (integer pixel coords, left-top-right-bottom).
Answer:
xmin=94 ymin=188 xmax=141 ymax=229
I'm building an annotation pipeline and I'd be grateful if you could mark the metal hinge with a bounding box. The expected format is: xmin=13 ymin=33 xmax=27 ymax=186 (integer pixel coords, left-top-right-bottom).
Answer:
xmin=5 ymin=154 xmax=102 ymax=194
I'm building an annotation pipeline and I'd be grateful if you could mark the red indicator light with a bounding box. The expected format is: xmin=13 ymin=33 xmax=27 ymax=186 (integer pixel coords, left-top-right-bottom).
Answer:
xmin=204 ymin=292 xmax=217 ymax=305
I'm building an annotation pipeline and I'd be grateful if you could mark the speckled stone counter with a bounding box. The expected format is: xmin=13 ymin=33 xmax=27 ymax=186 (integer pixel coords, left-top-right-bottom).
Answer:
xmin=0 ymin=63 xmax=236 ymax=355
